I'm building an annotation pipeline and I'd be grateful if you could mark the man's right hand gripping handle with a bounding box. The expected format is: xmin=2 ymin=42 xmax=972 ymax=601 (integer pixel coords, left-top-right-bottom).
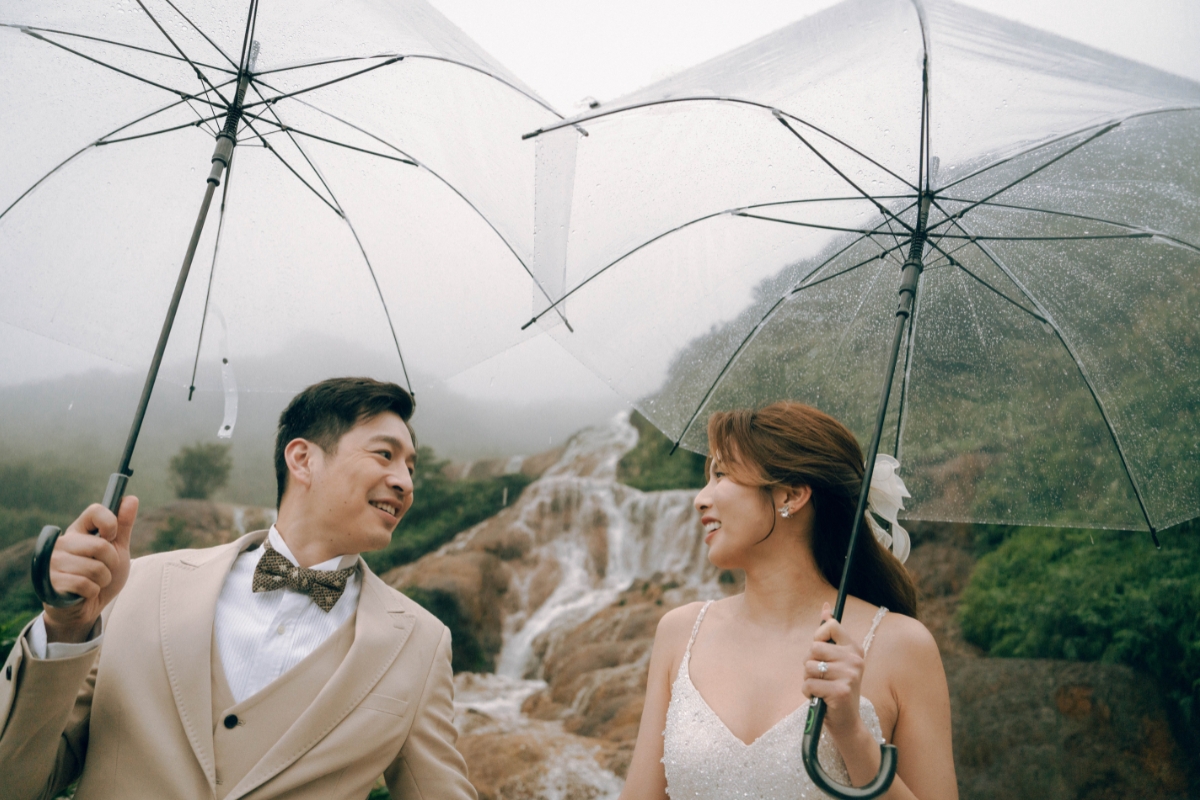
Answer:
xmin=40 ymin=497 xmax=138 ymax=645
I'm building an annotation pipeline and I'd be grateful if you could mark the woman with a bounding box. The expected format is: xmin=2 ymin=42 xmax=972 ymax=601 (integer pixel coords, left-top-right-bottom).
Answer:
xmin=620 ymin=402 xmax=957 ymax=800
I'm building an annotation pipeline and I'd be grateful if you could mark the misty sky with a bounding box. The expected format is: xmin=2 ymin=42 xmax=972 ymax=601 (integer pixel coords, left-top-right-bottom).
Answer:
xmin=2 ymin=0 xmax=1197 ymax=406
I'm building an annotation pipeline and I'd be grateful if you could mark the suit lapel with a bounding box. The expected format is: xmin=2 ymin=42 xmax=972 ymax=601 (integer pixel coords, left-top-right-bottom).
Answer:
xmin=160 ymin=531 xmax=266 ymax=790
xmin=228 ymin=566 xmax=415 ymax=800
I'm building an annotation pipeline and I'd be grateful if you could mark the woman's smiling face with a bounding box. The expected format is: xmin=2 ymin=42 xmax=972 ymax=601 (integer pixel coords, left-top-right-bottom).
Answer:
xmin=693 ymin=454 xmax=775 ymax=569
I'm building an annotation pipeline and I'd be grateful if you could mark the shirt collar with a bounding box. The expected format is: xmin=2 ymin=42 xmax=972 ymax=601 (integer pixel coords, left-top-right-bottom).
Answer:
xmin=267 ymin=525 xmax=359 ymax=571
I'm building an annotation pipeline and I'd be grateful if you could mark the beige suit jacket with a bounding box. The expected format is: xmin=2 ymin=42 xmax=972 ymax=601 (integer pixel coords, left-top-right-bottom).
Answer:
xmin=0 ymin=531 xmax=477 ymax=800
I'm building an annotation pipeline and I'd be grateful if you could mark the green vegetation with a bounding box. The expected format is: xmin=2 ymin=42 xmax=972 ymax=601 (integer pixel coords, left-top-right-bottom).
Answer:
xmin=0 ymin=460 xmax=94 ymax=661
xmin=152 ymin=516 xmax=194 ymax=553
xmin=960 ymin=519 xmax=1200 ymax=727
xmin=170 ymin=442 xmax=232 ymax=500
xmin=402 ymin=587 xmax=488 ymax=673
xmin=362 ymin=446 xmax=533 ymax=576
xmin=617 ymin=412 xmax=707 ymax=491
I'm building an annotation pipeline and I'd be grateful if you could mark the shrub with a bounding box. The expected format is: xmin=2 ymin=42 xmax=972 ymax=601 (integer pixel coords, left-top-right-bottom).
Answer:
xmin=402 ymin=587 xmax=488 ymax=673
xmin=617 ymin=412 xmax=707 ymax=492
xmin=960 ymin=520 xmax=1200 ymax=726
xmin=169 ymin=442 xmax=232 ymax=500
xmin=152 ymin=517 xmax=194 ymax=553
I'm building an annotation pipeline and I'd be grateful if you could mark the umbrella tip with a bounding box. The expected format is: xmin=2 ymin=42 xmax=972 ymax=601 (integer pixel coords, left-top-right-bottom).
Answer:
xmin=1150 ymin=529 xmax=1161 ymax=549
xmin=188 ymin=385 xmax=195 ymax=401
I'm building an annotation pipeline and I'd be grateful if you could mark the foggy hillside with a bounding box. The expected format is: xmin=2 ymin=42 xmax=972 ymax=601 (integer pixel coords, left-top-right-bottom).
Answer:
xmin=0 ymin=344 xmax=624 ymax=509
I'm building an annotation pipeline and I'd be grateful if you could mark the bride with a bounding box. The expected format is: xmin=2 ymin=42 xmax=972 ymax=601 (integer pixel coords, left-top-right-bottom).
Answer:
xmin=619 ymin=402 xmax=958 ymax=800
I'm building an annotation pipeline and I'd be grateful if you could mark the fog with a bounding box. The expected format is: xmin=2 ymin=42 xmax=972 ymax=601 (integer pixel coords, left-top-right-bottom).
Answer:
xmin=0 ymin=325 xmax=625 ymax=509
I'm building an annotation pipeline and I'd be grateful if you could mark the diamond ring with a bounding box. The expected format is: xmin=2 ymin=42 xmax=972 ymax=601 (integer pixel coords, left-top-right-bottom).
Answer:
xmin=817 ymin=660 xmax=828 ymax=676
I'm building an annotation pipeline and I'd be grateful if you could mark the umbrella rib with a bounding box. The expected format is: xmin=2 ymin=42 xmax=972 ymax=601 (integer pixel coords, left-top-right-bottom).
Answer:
xmin=240 ymin=118 xmax=342 ymax=215
xmin=242 ymin=112 xmax=417 ymax=165
xmin=734 ymin=213 xmax=892 ymax=236
xmin=242 ymin=57 xmax=405 ymax=110
xmin=96 ymin=113 xmax=227 ymax=145
xmin=670 ymin=222 xmax=914 ymax=450
xmin=243 ymin=92 xmax=415 ymax=389
xmin=938 ymin=106 xmax=1200 ymax=193
xmin=159 ymin=0 xmax=240 ymax=70
xmin=924 ymin=240 xmax=1047 ymax=323
xmin=929 ymin=124 xmax=1120 ymax=233
xmin=523 ymin=197 xmax=918 ymax=329
xmin=251 ymin=81 xmax=571 ymax=327
xmin=18 ymin=27 xmax=212 ymax=102
xmin=0 ymin=23 xmax=237 ymax=74
xmin=943 ymin=216 xmax=1158 ymax=536
xmin=775 ymin=114 xmax=915 ymax=235
xmin=935 ymin=232 xmax=1153 ymax=242
xmin=132 ymin=0 xmax=233 ymax=111
xmin=0 ymin=92 xmax=221 ymax=221
xmin=935 ymin=197 xmax=1200 ymax=254
xmin=254 ymin=54 xmax=564 ymax=119
xmin=524 ymin=98 xmax=914 ymax=190
xmin=187 ymin=147 xmax=238 ymax=399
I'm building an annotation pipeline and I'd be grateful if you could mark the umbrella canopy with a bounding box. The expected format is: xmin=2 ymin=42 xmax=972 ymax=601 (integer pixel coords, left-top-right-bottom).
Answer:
xmin=524 ymin=0 xmax=1200 ymax=536
xmin=1 ymin=0 xmax=563 ymax=395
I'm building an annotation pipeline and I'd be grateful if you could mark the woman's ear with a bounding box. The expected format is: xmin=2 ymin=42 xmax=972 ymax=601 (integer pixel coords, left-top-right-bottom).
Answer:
xmin=786 ymin=484 xmax=814 ymax=514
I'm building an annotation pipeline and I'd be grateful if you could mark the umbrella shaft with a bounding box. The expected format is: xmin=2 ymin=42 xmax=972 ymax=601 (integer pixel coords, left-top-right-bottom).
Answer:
xmin=832 ymin=194 xmax=931 ymax=620
xmin=113 ymin=70 xmax=252 ymax=480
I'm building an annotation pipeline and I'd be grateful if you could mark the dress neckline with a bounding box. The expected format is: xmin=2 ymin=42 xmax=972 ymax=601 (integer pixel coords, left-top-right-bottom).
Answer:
xmin=677 ymin=600 xmax=887 ymax=748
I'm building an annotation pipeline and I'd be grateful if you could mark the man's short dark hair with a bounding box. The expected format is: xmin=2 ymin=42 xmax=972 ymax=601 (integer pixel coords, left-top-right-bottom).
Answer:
xmin=275 ymin=377 xmax=415 ymax=507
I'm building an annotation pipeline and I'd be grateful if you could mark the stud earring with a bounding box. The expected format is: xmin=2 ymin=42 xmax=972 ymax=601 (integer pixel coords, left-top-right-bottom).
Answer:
xmin=779 ymin=506 xmax=790 ymax=518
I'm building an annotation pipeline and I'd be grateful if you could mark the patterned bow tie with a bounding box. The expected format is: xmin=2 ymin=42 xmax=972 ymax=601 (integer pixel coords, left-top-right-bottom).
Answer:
xmin=251 ymin=543 xmax=356 ymax=612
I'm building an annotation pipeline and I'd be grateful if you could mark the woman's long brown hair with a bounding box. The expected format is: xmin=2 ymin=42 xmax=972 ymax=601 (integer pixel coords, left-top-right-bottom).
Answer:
xmin=706 ymin=402 xmax=918 ymax=617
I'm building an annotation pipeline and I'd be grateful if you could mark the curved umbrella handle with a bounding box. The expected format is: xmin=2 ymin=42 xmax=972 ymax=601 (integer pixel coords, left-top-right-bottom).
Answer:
xmin=31 ymin=472 xmax=129 ymax=608
xmin=802 ymin=697 xmax=898 ymax=799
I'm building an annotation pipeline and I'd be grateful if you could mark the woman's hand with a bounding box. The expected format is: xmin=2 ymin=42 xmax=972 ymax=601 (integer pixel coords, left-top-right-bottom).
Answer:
xmin=803 ymin=602 xmax=871 ymax=743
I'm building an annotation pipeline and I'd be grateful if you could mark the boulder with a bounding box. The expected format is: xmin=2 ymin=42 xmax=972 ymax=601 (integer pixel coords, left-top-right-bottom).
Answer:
xmin=947 ymin=657 xmax=1191 ymax=799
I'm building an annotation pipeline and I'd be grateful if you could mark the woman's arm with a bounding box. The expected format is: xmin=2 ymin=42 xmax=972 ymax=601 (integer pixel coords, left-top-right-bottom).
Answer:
xmin=882 ymin=617 xmax=957 ymax=800
xmin=618 ymin=603 xmax=697 ymax=800
xmin=805 ymin=608 xmax=958 ymax=800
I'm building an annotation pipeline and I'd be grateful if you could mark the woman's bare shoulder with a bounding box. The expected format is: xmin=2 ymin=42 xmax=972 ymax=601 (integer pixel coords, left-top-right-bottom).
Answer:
xmin=655 ymin=600 xmax=708 ymax=648
xmin=869 ymin=610 xmax=943 ymax=676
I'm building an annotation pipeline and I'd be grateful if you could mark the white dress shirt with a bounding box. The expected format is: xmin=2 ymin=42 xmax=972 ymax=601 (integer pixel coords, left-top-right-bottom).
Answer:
xmin=215 ymin=526 xmax=360 ymax=701
xmin=28 ymin=526 xmax=361 ymax=703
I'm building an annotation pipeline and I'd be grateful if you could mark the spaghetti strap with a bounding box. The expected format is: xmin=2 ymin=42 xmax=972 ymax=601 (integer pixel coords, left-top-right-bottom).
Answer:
xmin=862 ymin=606 xmax=888 ymax=656
xmin=684 ymin=600 xmax=714 ymax=661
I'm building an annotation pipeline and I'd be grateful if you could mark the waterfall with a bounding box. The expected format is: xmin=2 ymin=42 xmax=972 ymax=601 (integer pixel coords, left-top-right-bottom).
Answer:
xmin=437 ymin=411 xmax=721 ymax=799
xmin=492 ymin=411 xmax=718 ymax=679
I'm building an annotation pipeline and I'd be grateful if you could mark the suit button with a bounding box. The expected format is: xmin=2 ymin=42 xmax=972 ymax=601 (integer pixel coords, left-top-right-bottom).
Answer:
xmin=224 ymin=714 xmax=239 ymax=729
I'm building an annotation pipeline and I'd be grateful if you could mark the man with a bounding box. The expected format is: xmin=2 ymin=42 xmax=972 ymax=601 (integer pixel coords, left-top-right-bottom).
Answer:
xmin=0 ymin=377 xmax=477 ymax=800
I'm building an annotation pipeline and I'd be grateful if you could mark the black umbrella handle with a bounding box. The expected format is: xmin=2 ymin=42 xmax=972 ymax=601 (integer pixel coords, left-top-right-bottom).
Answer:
xmin=803 ymin=699 xmax=898 ymax=799
xmin=32 ymin=472 xmax=129 ymax=608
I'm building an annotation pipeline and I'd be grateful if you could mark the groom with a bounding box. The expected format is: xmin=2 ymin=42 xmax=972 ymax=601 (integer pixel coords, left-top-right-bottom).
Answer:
xmin=0 ymin=377 xmax=477 ymax=800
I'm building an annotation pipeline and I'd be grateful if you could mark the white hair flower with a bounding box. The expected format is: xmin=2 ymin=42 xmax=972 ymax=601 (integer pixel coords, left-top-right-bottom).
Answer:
xmin=866 ymin=454 xmax=911 ymax=563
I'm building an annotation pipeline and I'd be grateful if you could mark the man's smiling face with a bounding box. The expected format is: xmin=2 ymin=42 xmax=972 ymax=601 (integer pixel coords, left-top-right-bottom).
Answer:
xmin=306 ymin=411 xmax=416 ymax=554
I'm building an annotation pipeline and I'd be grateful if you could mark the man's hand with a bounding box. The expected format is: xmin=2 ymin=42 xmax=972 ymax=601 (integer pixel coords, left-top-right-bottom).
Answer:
xmin=42 ymin=497 xmax=138 ymax=644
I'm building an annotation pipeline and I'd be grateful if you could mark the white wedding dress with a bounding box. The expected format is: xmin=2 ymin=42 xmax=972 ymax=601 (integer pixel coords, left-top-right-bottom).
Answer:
xmin=662 ymin=601 xmax=888 ymax=799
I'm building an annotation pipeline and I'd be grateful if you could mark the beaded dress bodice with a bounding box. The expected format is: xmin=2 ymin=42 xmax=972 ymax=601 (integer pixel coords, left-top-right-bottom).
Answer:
xmin=662 ymin=601 xmax=887 ymax=800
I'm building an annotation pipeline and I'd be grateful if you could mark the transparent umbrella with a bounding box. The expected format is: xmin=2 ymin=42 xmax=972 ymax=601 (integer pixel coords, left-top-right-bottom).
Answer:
xmin=0 ymin=1 xmax=564 ymax=605
xmin=521 ymin=0 xmax=1200 ymax=795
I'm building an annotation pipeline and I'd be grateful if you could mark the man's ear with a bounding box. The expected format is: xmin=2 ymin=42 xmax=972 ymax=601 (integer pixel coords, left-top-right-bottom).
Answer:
xmin=284 ymin=438 xmax=320 ymax=491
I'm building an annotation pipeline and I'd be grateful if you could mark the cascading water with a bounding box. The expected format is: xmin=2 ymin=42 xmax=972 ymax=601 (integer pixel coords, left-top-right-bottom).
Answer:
xmin=493 ymin=412 xmax=718 ymax=679
xmin=443 ymin=411 xmax=722 ymax=799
